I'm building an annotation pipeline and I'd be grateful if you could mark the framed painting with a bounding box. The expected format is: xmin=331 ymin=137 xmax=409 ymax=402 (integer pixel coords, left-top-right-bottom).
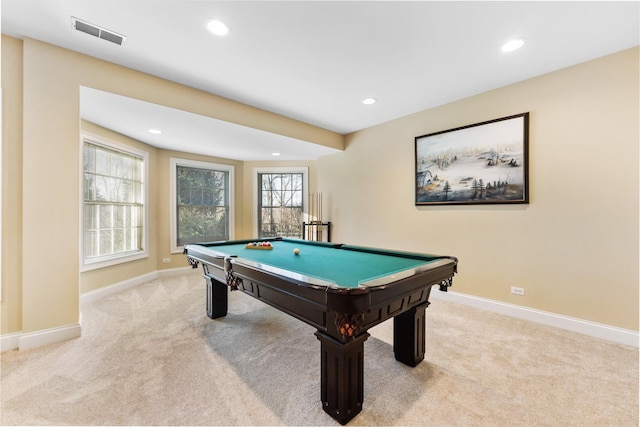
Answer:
xmin=415 ymin=112 xmax=529 ymax=205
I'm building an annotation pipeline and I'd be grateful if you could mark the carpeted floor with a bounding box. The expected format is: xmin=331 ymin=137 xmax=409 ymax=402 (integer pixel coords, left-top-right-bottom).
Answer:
xmin=1 ymin=270 xmax=638 ymax=426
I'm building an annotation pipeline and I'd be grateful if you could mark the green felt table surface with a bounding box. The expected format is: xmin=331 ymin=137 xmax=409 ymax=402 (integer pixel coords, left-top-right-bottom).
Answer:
xmin=202 ymin=240 xmax=440 ymax=288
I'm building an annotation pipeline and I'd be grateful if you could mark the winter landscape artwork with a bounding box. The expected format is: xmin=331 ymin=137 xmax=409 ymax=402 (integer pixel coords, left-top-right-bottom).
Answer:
xmin=415 ymin=113 xmax=529 ymax=205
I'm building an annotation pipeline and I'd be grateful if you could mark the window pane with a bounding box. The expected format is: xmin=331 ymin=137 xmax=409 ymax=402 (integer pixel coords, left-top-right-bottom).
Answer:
xmin=133 ymin=161 xmax=142 ymax=182
xmin=84 ymin=174 xmax=95 ymax=201
xmin=195 ymin=170 xmax=206 ymax=186
xmin=84 ymin=146 xmax=96 ymax=173
xmin=136 ymin=181 xmax=144 ymax=204
xmin=113 ymin=228 xmax=125 ymax=253
xmin=191 ymin=188 xmax=203 ymax=205
xmin=131 ymin=206 xmax=142 ymax=230
xmin=213 ymin=190 xmax=225 ymax=206
xmin=99 ymin=230 xmax=112 ymax=255
xmin=84 ymin=204 xmax=96 ymax=230
xmin=84 ymin=230 xmax=97 ymax=258
xmin=95 ymin=149 xmax=110 ymax=176
xmin=178 ymin=185 xmax=191 ymax=205
xmin=262 ymin=176 xmax=271 ymax=191
xmin=111 ymin=154 xmax=123 ymax=178
xmin=95 ymin=176 xmax=107 ymax=201
xmin=203 ymin=188 xmax=214 ymax=205
xmin=113 ymin=205 xmax=125 ymax=228
xmin=121 ymin=156 xmax=133 ymax=180
xmin=292 ymin=191 xmax=302 ymax=206
xmin=99 ymin=205 xmax=113 ymax=229
xmin=292 ymin=174 xmax=302 ymax=190
xmin=262 ymin=190 xmax=271 ymax=206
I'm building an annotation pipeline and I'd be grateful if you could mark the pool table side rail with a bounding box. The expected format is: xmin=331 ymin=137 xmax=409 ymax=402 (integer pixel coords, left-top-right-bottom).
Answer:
xmin=189 ymin=236 xmax=341 ymax=249
xmin=357 ymin=258 xmax=456 ymax=288
xmin=341 ymin=243 xmax=458 ymax=264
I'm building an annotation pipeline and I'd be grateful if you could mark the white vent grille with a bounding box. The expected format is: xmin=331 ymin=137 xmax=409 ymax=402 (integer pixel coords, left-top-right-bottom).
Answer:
xmin=71 ymin=17 xmax=126 ymax=46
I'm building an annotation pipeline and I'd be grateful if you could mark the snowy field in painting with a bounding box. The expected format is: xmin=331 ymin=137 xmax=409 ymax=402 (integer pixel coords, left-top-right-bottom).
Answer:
xmin=416 ymin=115 xmax=526 ymax=203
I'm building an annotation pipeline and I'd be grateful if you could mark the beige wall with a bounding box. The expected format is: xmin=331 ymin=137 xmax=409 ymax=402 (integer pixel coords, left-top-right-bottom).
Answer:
xmin=1 ymin=36 xmax=23 ymax=334
xmin=2 ymin=36 xmax=340 ymax=335
xmin=318 ymin=47 xmax=639 ymax=331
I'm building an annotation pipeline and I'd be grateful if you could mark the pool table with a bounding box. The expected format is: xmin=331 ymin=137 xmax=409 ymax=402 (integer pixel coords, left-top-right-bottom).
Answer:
xmin=184 ymin=237 xmax=457 ymax=424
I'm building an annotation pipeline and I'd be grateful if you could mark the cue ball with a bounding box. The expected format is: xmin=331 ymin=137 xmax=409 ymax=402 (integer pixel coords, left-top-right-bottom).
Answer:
xmin=293 ymin=248 xmax=300 ymax=255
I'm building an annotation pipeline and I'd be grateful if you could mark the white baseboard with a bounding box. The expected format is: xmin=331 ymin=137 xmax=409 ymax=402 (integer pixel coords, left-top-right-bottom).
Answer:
xmin=80 ymin=266 xmax=194 ymax=304
xmin=160 ymin=265 xmax=199 ymax=278
xmin=17 ymin=323 xmax=82 ymax=351
xmin=430 ymin=289 xmax=639 ymax=348
xmin=80 ymin=271 xmax=159 ymax=304
xmin=1 ymin=332 xmax=21 ymax=352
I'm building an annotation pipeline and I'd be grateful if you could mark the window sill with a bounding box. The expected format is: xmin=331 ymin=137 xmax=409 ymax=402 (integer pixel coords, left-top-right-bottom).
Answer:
xmin=81 ymin=251 xmax=148 ymax=272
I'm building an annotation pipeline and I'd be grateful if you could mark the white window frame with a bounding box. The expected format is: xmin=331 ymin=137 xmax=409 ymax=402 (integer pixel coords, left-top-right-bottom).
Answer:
xmin=253 ymin=166 xmax=308 ymax=238
xmin=80 ymin=132 xmax=149 ymax=272
xmin=170 ymin=158 xmax=235 ymax=253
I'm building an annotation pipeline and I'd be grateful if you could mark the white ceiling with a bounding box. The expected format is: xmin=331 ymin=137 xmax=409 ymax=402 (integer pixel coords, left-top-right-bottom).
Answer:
xmin=79 ymin=87 xmax=341 ymax=161
xmin=2 ymin=1 xmax=639 ymax=160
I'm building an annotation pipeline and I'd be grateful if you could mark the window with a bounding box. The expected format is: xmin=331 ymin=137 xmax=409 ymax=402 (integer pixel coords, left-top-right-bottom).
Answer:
xmin=82 ymin=135 xmax=147 ymax=269
xmin=255 ymin=167 xmax=308 ymax=238
xmin=171 ymin=158 xmax=234 ymax=251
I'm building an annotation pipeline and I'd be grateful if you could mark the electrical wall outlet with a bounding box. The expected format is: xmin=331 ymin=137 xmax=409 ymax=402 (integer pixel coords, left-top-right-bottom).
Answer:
xmin=511 ymin=286 xmax=525 ymax=296
xmin=162 ymin=258 xmax=171 ymax=263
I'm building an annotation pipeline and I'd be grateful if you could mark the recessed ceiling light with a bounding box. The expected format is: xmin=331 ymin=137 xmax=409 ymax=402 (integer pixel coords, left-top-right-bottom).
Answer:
xmin=148 ymin=129 xmax=162 ymax=135
xmin=206 ymin=19 xmax=231 ymax=36
xmin=362 ymin=98 xmax=377 ymax=105
xmin=272 ymin=152 xmax=281 ymax=156
xmin=501 ymin=38 xmax=525 ymax=53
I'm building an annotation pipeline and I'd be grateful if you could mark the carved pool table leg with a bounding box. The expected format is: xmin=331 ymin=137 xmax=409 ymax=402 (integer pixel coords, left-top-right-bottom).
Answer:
xmin=393 ymin=301 xmax=430 ymax=367
xmin=315 ymin=331 xmax=370 ymax=425
xmin=204 ymin=275 xmax=228 ymax=319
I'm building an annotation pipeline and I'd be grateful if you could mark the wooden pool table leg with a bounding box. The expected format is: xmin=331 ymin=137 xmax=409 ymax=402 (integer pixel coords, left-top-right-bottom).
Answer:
xmin=315 ymin=331 xmax=370 ymax=425
xmin=204 ymin=275 xmax=228 ymax=319
xmin=393 ymin=301 xmax=430 ymax=367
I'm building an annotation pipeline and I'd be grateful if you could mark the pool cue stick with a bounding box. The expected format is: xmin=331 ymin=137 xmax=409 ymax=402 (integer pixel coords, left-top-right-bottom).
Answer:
xmin=309 ymin=192 xmax=312 ymax=240
xmin=307 ymin=193 xmax=311 ymax=240
xmin=314 ymin=192 xmax=318 ymax=241
xmin=318 ymin=192 xmax=322 ymax=241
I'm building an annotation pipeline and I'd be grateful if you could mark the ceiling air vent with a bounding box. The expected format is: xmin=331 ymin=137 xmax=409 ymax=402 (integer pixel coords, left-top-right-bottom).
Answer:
xmin=71 ymin=17 xmax=126 ymax=46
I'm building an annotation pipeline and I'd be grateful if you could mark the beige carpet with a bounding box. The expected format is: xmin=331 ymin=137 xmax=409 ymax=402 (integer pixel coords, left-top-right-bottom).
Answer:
xmin=1 ymin=270 xmax=638 ymax=426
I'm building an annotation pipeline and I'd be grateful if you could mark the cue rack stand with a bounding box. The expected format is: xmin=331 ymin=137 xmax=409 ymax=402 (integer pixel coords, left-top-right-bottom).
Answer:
xmin=303 ymin=192 xmax=331 ymax=242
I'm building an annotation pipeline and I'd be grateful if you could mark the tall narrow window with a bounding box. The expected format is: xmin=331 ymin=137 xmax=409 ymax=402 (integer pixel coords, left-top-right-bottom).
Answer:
xmin=83 ymin=138 xmax=147 ymax=268
xmin=258 ymin=171 xmax=305 ymax=238
xmin=171 ymin=158 xmax=234 ymax=250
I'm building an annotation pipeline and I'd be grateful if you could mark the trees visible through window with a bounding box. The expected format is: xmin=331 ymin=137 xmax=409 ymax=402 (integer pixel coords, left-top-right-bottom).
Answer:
xmin=83 ymin=141 xmax=145 ymax=264
xmin=258 ymin=172 xmax=304 ymax=238
xmin=176 ymin=164 xmax=230 ymax=246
